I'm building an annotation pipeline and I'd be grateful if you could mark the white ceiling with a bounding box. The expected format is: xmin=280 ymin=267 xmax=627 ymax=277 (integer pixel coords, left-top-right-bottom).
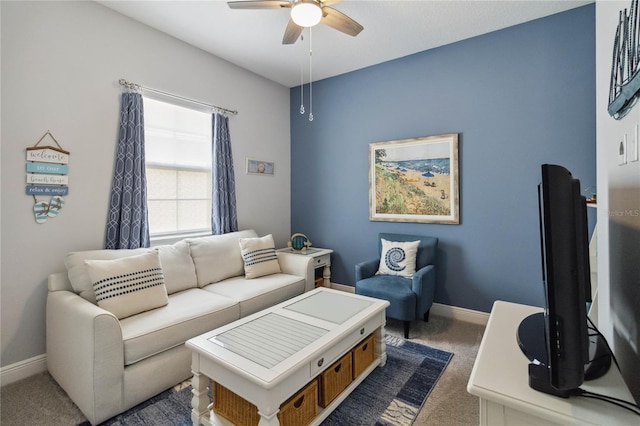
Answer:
xmin=98 ymin=0 xmax=591 ymax=88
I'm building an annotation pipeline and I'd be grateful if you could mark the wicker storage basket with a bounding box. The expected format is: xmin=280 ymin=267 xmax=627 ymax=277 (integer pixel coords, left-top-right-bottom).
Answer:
xmin=213 ymin=380 xmax=318 ymax=426
xmin=319 ymin=352 xmax=353 ymax=407
xmin=278 ymin=380 xmax=318 ymax=426
xmin=212 ymin=382 xmax=260 ymax=426
xmin=352 ymin=334 xmax=375 ymax=379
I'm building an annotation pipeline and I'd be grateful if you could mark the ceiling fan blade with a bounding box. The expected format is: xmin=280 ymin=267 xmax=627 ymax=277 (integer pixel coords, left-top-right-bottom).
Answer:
xmin=282 ymin=18 xmax=303 ymax=44
xmin=321 ymin=0 xmax=341 ymax=5
xmin=321 ymin=6 xmax=363 ymax=37
xmin=227 ymin=1 xmax=291 ymax=10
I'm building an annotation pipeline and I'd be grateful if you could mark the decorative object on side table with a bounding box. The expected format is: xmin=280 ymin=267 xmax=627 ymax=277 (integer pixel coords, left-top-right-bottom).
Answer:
xmin=288 ymin=232 xmax=312 ymax=252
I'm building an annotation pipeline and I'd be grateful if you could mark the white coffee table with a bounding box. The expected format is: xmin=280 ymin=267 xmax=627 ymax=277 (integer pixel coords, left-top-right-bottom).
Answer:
xmin=186 ymin=288 xmax=390 ymax=426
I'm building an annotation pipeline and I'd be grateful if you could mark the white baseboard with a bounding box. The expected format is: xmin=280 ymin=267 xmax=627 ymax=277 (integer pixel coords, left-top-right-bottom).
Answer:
xmin=431 ymin=302 xmax=489 ymax=325
xmin=330 ymin=283 xmax=489 ymax=326
xmin=0 ymin=354 xmax=47 ymax=386
xmin=329 ymin=282 xmax=355 ymax=293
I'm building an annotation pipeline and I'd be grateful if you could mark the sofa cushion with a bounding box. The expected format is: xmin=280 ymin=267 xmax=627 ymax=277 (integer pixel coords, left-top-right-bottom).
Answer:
xmin=85 ymin=251 xmax=169 ymax=320
xmin=188 ymin=229 xmax=258 ymax=286
xmin=377 ymin=238 xmax=420 ymax=278
xmin=120 ymin=288 xmax=239 ymax=365
xmin=203 ymin=273 xmax=304 ymax=317
xmin=239 ymin=234 xmax=281 ymax=279
xmin=155 ymin=240 xmax=198 ymax=294
xmin=66 ymin=248 xmax=150 ymax=303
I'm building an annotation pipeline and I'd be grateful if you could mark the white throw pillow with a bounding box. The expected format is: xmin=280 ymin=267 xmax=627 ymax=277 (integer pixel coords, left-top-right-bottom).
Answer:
xmin=239 ymin=234 xmax=281 ymax=279
xmin=85 ymin=251 xmax=168 ymax=319
xmin=155 ymin=240 xmax=197 ymax=294
xmin=377 ymin=239 xmax=420 ymax=278
xmin=188 ymin=230 xmax=258 ymax=286
xmin=65 ymin=248 xmax=149 ymax=303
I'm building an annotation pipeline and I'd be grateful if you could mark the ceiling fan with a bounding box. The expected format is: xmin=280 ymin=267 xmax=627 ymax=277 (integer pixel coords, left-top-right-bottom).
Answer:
xmin=227 ymin=0 xmax=364 ymax=44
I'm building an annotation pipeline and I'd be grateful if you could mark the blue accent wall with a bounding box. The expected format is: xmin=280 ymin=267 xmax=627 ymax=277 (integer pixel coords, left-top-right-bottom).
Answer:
xmin=290 ymin=5 xmax=596 ymax=313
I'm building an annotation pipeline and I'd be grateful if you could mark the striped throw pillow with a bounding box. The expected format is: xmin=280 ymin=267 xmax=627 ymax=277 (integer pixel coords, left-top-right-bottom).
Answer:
xmin=239 ymin=234 xmax=281 ymax=279
xmin=85 ymin=251 xmax=168 ymax=319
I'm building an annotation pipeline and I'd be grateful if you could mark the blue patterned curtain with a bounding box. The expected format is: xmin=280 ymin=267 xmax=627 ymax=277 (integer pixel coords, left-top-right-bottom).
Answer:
xmin=105 ymin=92 xmax=149 ymax=249
xmin=211 ymin=112 xmax=238 ymax=234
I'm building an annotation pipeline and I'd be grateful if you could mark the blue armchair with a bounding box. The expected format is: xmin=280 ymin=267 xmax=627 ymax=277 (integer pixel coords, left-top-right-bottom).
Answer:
xmin=355 ymin=233 xmax=438 ymax=339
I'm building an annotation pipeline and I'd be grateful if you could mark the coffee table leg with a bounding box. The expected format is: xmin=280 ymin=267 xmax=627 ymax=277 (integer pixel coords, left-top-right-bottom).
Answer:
xmin=376 ymin=325 xmax=387 ymax=367
xmin=257 ymin=408 xmax=281 ymax=426
xmin=191 ymin=371 xmax=210 ymax=426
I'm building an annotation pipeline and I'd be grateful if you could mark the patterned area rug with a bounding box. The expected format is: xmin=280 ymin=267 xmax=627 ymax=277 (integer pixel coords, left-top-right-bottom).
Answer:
xmin=79 ymin=336 xmax=452 ymax=426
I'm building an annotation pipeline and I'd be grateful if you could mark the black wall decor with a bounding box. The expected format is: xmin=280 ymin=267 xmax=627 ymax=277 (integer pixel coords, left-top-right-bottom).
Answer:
xmin=609 ymin=0 xmax=640 ymax=119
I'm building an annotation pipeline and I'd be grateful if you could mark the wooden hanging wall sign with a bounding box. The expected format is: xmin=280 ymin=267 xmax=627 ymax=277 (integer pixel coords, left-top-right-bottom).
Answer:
xmin=25 ymin=131 xmax=70 ymax=223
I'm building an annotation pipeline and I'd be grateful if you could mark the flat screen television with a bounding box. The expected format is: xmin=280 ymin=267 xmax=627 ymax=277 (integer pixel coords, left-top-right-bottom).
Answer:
xmin=517 ymin=164 xmax=611 ymax=397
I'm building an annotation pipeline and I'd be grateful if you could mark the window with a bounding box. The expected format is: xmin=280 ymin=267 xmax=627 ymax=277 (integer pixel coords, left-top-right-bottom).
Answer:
xmin=144 ymin=97 xmax=212 ymax=238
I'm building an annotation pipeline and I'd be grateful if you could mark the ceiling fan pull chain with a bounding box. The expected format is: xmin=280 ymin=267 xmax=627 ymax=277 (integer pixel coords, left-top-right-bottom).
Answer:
xmin=309 ymin=27 xmax=314 ymax=122
xmin=300 ymin=31 xmax=305 ymax=114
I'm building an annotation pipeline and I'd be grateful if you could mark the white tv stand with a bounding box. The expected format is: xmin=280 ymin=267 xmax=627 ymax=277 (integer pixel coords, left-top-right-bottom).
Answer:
xmin=467 ymin=301 xmax=638 ymax=425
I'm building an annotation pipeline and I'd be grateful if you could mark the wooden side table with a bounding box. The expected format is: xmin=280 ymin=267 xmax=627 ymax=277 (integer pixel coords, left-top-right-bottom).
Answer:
xmin=277 ymin=247 xmax=333 ymax=288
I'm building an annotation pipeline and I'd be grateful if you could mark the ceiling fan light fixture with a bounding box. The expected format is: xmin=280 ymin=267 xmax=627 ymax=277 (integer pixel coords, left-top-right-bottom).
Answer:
xmin=291 ymin=1 xmax=322 ymax=27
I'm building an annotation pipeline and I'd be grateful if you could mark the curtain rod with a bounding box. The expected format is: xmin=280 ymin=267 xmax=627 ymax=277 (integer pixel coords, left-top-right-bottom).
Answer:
xmin=118 ymin=79 xmax=238 ymax=116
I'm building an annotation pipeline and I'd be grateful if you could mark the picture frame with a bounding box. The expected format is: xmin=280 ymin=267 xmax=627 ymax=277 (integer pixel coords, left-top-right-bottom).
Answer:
xmin=369 ymin=133 xmax=459 ymax=224
xmin=246 ymin=158 xmax=274 ymax=176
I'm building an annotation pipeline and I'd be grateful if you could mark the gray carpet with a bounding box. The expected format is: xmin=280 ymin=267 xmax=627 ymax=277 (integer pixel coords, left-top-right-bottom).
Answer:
xmin=0 ymin=314 xmax=485 ymax=425
xmin=75 ymin=335 xmax=452 ymax=426
xmin=322 ymin=335 xmax=452 ymax=426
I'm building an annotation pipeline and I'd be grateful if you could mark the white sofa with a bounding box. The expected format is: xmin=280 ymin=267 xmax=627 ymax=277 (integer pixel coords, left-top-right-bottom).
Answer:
xmin=46 ymin=230 xmax=314 ymax=425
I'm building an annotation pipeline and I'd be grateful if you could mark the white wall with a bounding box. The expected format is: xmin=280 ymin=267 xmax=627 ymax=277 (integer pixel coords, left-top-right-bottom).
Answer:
xmin=0 ymin=1 xmax=291 ymax=369
xmin=595 ymin=1 xmax=640 ymax=402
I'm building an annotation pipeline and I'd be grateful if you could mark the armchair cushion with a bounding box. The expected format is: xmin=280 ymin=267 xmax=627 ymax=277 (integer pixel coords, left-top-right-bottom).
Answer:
xmin=85 ymin=251 xmax=168 ymax=320
xmin=356 ymin=274 xmax=416 ymax=321
xmin=377 ymin=238 xmax=420 ymax=278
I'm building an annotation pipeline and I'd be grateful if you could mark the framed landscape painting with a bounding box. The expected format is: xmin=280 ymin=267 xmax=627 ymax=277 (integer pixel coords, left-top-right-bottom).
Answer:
xmin=369 ymin=133 xmax=459 ymax=224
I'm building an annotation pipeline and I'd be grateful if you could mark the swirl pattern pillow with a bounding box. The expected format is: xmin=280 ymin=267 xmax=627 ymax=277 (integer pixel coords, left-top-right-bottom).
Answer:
xmin=377 ymin=239 xmax=420 ymax=278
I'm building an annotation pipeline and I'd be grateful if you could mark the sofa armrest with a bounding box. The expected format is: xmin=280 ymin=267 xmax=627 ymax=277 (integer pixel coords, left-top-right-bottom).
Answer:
xmin=411 ymin=264 xmax=436 ymax=316
xmin=277 ymin=252 xmax=315 ymax=292
xmin=355 ymin=258 xmax=380 ymax=282
xmin=47 ymin=280 xmax=125 ymax=425
xmin=48 ymin=271 xmax=74 ymax=292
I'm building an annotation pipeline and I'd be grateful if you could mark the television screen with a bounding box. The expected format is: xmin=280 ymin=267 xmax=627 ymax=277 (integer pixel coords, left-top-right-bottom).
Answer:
xmin=517 ymin=164 xmax=610 ymax=397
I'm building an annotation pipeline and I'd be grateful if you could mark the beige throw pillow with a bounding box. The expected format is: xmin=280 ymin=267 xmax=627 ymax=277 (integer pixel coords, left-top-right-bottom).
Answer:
xmin=85 ymin=251 xmax=168 ymax=319
xmin=155 ymin=240 xmax=197 ymax=294
xmin=377 ymin=239 xmax=420 ymax=278
xmin=188 ymin=230 xmax=258 ymax=286
xmin=239 ymin=234 xmax=281 ymax=279
xmin=65 ymin=248 xmax=149 ymax=303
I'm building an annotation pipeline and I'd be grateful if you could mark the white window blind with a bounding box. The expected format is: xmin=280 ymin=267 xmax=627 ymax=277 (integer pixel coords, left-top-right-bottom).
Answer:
xmin=144 ymin=97 xmax=212 ymax=237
